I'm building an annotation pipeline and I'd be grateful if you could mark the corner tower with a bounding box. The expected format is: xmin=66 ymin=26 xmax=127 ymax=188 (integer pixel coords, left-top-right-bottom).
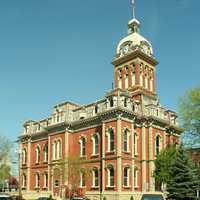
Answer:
xmin=112 ymin=16 xmax=159 ymax=104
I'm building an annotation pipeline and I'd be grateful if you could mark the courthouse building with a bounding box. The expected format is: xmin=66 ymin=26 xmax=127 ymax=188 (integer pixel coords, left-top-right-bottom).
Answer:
xmin=19 ymin=8 xmax=182 ymax=200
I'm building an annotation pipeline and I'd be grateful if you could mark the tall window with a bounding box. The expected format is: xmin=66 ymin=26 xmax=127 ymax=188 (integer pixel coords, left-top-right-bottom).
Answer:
xmin=22 ymin=148 xmax=27 ymax=165
xmin=134 ymin=132 xmax=138 ymax=156
xmin=108 ymin=129 xmax=115 ymax=152
xmin=44 ymin=173 xmax=48 ymax=188
xmin=35 ymin=173 xmax=40 ymax=188
xmin=123 ymin=129 xmax=129 ymax=152
xmin=80 ymin=170 xmax=86 ymax=187
xmin=123 ymin=167 xmax=130 ymax=187
xmin=22 ymin=174 xmax=27 ymax=188
xmin=107 ymin=165 xmax=114 ymax=187
xmin=80 ymin=137 xmax=86 ymax=157
xmin=35 ymin=146 xmax=40 ymax=164
xmin=124 ymin=98 xmax=128 ymax=107
xmin=134 ymin=168 xmax=138 ymax=188
xmin=57 ymin=140 xmax=62 ymax=159
xmin=156 ymin=135 xmax=161 ymax=156
xmin=43 ymin=144 xmax=48 ymax=162
xmin=53 ymin=139 xmax=62 ymax=160
xmin=92 ymin=134 xmax=99 ymax=155
xmin=92 ymin=168 xmax=99 ymax=187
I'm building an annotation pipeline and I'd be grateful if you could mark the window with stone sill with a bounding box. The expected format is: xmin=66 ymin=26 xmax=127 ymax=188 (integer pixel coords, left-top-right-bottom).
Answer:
xmin=43 ymin=144 xmax=48 ymax=163
xmin=80 ymin=137 xmax=86 ymax=157
xmin=123 ymin=129 xmax=130 ymax=152
xmin=134 ymin=168 xmax=139 ymax=188
xmin=107 ymin=165 xmax=114 ymax=187
xmin=80 ymin=170 xmax=86 ymax=188
xmin=35 ymin=146 xmax=40 ymax=164
xmin=134 ymin=132 xmax=138 ymax=156
xmin=107 ymin=128 xmax=115 ymax=152
xmin=92 ymin=168 xmax=99 ymax=188
xmin=92 ymin=134 xmax=99 ymax=156
xmin=123 ymin=167 xmax=130 ymax=187
xmin=35 ymin=173 xmax=40 ymax=188
xmin=22 ymin=148 xmax=27 ymax=165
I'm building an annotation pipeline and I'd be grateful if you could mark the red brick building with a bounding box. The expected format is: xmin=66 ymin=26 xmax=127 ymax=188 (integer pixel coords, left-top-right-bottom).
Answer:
xmin=19 ymin=13 xmax=182 ymax=200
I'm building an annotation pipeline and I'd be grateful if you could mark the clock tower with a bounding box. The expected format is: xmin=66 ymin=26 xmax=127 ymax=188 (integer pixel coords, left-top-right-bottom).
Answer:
xmin=112 ymin=16 xmax=159 ymax=105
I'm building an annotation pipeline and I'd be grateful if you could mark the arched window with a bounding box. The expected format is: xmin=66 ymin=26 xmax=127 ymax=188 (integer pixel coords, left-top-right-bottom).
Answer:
xmin=22 ymin=174 xmax=27 ymax=188
xmin=43 ymin=144 xmax=48 ymax=162
xmin=35 ymin=173 xmax=40 ymax=188
xmin=134 ymin=168 xmax=138 ymax=188
xmin=123 ymin=167 xmax=130 ymax=187
xmin=80 ymin=170 xmax=86 ymax=187
xmin=134 ymin=132 xmax=138 ymax=156
xmin=108 ymin=129 xmax=114 ymax=152
xmin=22 ymin=148 xmax=27 ymax=165
xmin=107 ymin=165 xmax=114 ymax=187
xmin=123 ymin=129 xmax=130 ymax=152
xmin=53 ymin=141 xmax=57 ymax=160
xmin=92 ymin=168 xmax=99 ymax=187
xmin=92 ymin=134 xmax=99 ymax=155
xmin=35 ymin=146 xmax=40 ymax=164
xmin=156 ymin=135 xmax=161 ymax=156
xmin=57 ymin=140 xmax=62 ymax=159
xmin=80 ymin=137 xmax=86 ymax=157
xmin=44 ymin=173 xmax=48 ymax=188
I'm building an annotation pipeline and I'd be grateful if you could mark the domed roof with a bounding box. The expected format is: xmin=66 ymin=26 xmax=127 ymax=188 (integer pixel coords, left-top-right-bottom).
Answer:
xmin=116 ymin=18 xmax=153 ymax=56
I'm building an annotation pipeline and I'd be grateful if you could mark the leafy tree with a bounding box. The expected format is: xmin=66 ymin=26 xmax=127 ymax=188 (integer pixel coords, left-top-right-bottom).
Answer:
xmin=179 ymin=86 xmax=200 ymax=143
xmin=167 ymin=146 xmax=196 ymax=200
xmin=0 ymin=136 xmax=11 ymax=182
xmin=154 ymin=145 xmax=177 ymax=190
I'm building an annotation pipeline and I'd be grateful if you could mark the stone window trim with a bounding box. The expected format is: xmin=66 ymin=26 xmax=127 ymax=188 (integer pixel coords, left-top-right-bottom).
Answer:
xmin=52 ymin=138 xmax=62 ymax=160
xmin=92 ymin=167 xmax=99 ymax=188
xmin=43 ymin=172 xmax=48 ymax=189
xmin=22 ymin=148 xmax=27 ymax=165
xmin=43 ymin=144 xmax=48 ymax=163
xmin=106 ymin=127 xmax=115 ymax=153
xmin=134 ymin=167 xmax=139 ymax=189
xmin=155 ymin=134 xmax=162 ymax=157
xmin=91 ymin=133 xmax=99 ymax=156
xmin=35 ymin=172 xmax=40 ymax=189
xmin=123 ymin=128 xmax=131 ymax=153
xmin=123 ymin=165 xmax=131 ymax=188
xmin=80 ymin=169 xmax=86 ymax=188
xmin=106 ymin=164 xmax=115 ymax=188
xmin=35 ymin=145 xmax=41 ymax=164
xmin=79 ymin=136 xmax=87 ymax=158
xmin=134 ymin=131 xmax=138 ymax=156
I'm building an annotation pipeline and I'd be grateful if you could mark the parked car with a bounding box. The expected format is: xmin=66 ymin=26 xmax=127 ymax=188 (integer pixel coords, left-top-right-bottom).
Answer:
xmin=71 ymin=197 xmax=90 ymax=200
xmin=37 ymin=197 xmax=50 ymax=200
xmin=0 ymin=193 xmax=13 ymax=200
xmin=141 ymin=194 xmax=165 ymax=200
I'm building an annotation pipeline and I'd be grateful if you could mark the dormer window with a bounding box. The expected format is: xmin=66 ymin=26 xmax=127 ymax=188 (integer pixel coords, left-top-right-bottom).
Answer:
xmin=95 ymin=105 xmax=98 ymax=114
xmin=109 ymin=97 xmax=114 ymax=107
xmin=124 ymin=98 xmax=128 ymax=107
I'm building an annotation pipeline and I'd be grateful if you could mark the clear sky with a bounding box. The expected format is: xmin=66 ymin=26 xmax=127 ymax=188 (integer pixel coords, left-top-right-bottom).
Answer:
xmin=0 ymin=0 xmax=199 ymax=142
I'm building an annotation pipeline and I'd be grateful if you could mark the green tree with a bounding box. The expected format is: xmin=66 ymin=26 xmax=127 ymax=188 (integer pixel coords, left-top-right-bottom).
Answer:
xmin=179 ymin=86 xmax=200 ymax=141
xmin=0 ymin=136 xmax=11 ymax=182
xmin=167 ymin=146 xmax=196 ymax=200
xmin=154 ymin=145 xmax=177 ymax=190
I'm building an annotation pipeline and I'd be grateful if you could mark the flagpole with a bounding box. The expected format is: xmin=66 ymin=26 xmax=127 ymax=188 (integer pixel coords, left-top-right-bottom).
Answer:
xmin=132 ymin=0 xmax=136 ymax=19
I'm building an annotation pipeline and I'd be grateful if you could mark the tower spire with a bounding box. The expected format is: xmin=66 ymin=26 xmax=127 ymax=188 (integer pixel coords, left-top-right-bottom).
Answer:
xmin=131 ymin=0 xmax=136 ymax=19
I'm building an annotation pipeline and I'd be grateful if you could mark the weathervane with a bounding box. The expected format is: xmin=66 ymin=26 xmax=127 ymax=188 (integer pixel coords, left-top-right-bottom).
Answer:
xmin=131 ymin=0 xmax=136 ymax=19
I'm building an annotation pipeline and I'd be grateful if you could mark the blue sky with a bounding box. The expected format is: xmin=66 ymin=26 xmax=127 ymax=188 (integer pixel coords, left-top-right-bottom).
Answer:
xmin=0 ymin=0 xmax=199 ymax=142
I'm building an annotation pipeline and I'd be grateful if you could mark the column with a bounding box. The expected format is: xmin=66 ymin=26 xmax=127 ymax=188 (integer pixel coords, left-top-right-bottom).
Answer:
xmin=153 ymin=69 xmax=156 ymax=93
xmin=142 ymin=123 xmax=146 ymax=191
xmin=149 ymin=124 xmax=155 ymax=191
xmin=117 ymin=115 xmax=122 ymax=193
xmin=115 ymin=68 xmax=119 ymax=89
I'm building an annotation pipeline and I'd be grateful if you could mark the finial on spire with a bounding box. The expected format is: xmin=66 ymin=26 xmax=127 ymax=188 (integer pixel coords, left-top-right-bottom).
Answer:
xmin=131 ymin=0 xmax=136 ymax=19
